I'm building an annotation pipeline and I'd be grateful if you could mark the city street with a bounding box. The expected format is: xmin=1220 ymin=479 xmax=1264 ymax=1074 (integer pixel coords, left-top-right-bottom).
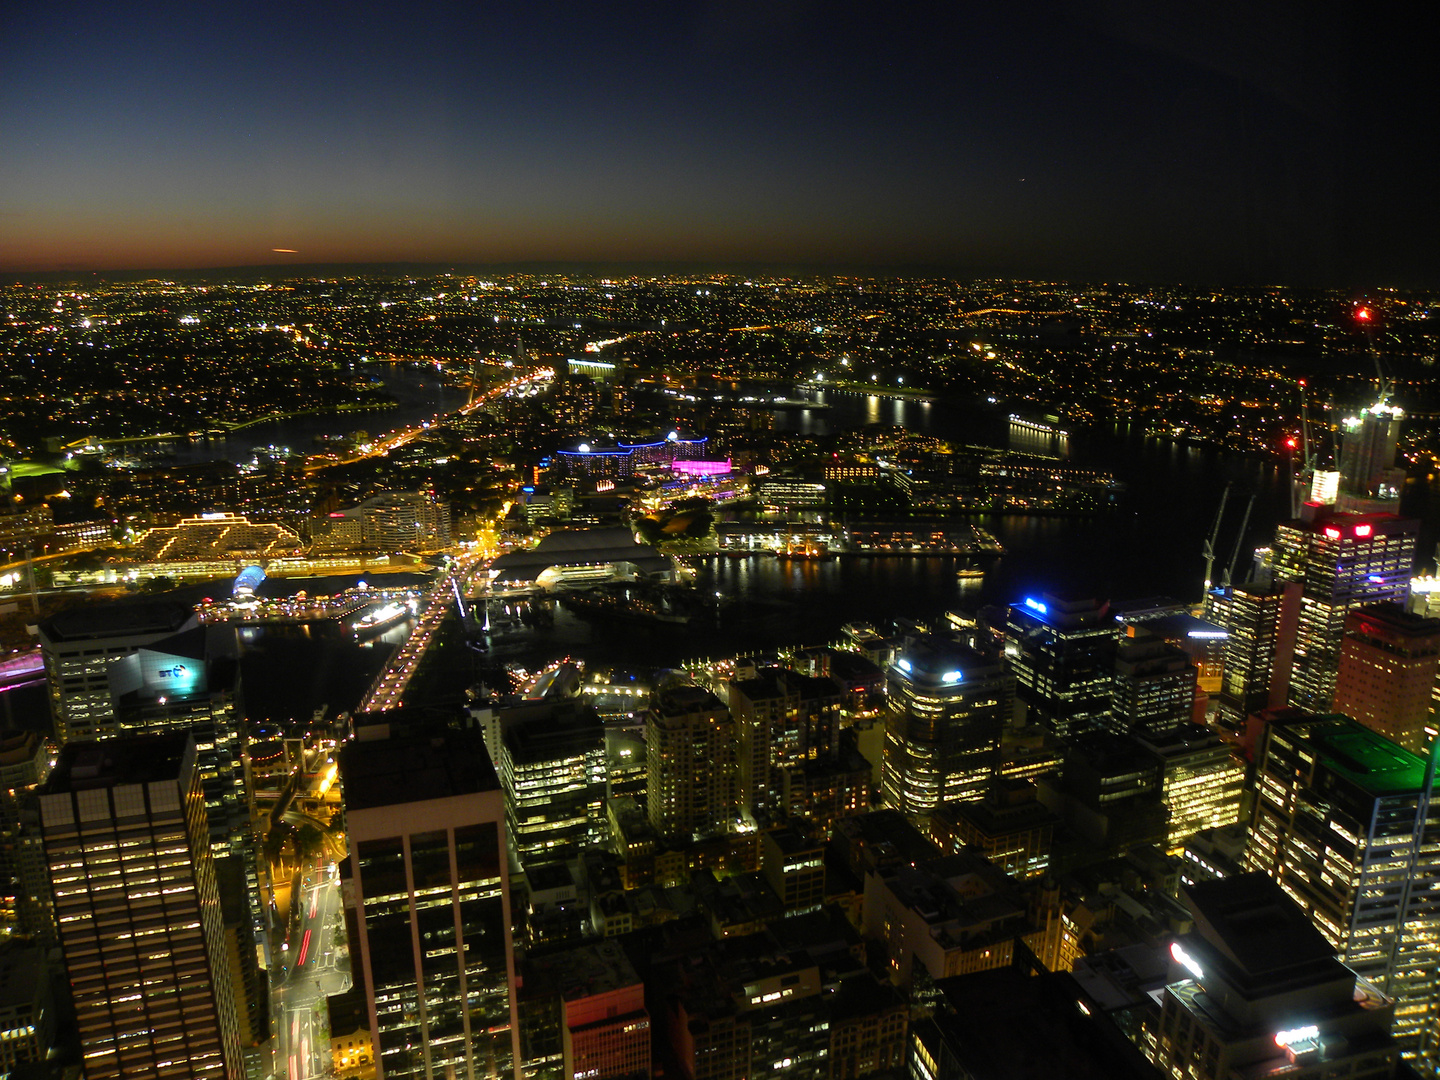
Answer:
xmin=273 ymin=856 xmax=349 ymax=1080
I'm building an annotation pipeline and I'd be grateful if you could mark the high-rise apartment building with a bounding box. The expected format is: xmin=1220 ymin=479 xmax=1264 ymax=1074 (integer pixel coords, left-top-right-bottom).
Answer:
xmin=38 ymin=733 xmax=244 ymax=1079
xmin=1005 ymin=595 xmax=1116 ymax=737
xmin=342 ymin=727 xmax=521 ymax=1080
xmin=728 ymin=668 xmax=841 ymax=823
xmin=645 ymin=685 xmax=739 ymax=839
xmin=1270 ymin=511 xmax=1417 ymax=712
xmin=1243 ymin=713 xmax=1440 ymax=1060
xmin=881 ymin=635 xmax=1011 ymax=815
xmin=1333 ymin=603 xmax=1440 ymax=754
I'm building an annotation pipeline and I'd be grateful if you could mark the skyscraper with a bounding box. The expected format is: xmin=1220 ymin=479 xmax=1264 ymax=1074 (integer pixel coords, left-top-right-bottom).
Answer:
xmin=341 ymin=727 xmax=521 ymax=1080
xmin=1270 ymin=511 xmax=1417 ymax=712
xmin=1109 ymin=628 xmax=1197 ymax=738
xmin=1004 ymin=595 xmax=1116 ymax=737
xmin=881 ymin=635 xmax=1011 ymax=815
xmin=1243 ymin=713 xmax=1440 ymax=1060
xmin=1336 ymin=402 xmax=1405 ymax=514
xmin=38 ymin=732 xmax=244 ymax=1079
xmin=1204 ymin=580 xmax=1300 ymax=736
xmin=645 ymin=685 xmax=739 ymax=839
xmin=1154 ymin=873 xmax=1401 ymax=1080
xmin=1333 ymin=603 xmax=1440 ymax=754
xmin=728 ymin=668 xmax=841 ymax=824
xmin=36 ymin=600 xmax=196 ymax=744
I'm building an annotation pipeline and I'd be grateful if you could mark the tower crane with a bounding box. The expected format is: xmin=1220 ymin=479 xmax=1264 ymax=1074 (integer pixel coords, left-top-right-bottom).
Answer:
xmin=1220 ymin=492 xmax=1255 ymax=588
xmin=1201 ymin=482 xmax=1231 ymax=602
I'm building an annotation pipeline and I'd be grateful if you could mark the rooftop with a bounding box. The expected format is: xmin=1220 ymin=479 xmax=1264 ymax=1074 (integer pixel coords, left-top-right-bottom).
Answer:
xmin=39 ymin=600 xmax=195 ymax=643
xmin=342 ymin=727 xmax=499 ymax=811
xmin=1284 ymin=714 xmax=1430 ymax=795
xmin=45 ymin=732 xmax=192 ymax=793
xmin=1184 ymin=872 xmax=1337 ymax=981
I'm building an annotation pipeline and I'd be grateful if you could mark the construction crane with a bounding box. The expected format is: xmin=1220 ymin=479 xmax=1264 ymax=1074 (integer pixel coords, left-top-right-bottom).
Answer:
xmin=1201 ymin=482 xmax=1231 ymax=602
xmin=1220 ymin=492 xmax=1255 ymax=588
xmin=1291 ymin=378 xmax=1319 ymax=518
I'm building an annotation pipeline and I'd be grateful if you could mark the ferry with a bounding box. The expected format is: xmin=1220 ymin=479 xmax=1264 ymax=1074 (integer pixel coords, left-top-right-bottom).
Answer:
xmin=352 ymin=601 xmax=411 ymax=638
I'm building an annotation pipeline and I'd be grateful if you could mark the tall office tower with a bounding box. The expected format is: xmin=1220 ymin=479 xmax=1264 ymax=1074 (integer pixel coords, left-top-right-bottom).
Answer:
xmin=499 ymin=706 xmax=607 ymax=870
xmin=880 ymin=635 xmax=1011 ymax=816
xmin=1333 ymin=603 xmax=1440 ymax=754
xmin=1243 ymin=713 xmax=1440 ymax=1059
xmin=36 ymin=600 xmax=196 ymax=743
xmin=105 ymin=623 xmax=245 ymax=855
xmin=1336 ymin=402 xmax=1405 ymax=514
xmin=0 ymin=732 xmax=50 ymax=938
xmin=1204 ymin=580 xmax=1301 ymax=736
xmin=1270 ymin=511 xmax=1417 ymax=712
xmin=1109 ymin=629 xmax=1196 ymax=737
xmin=38 ymin=733 xmax=244 ymax=1080
xmin=728 ymin=668 xmax=841 ymax=823
xmin=1135 ymin=726 xmax=1244 ymax=854
xmin=1154 ymin=873 xmax=1401 ymax=1080
xmin=342 ymin=727 xmax=520 ymax=1080
xmin=1004 ymin=595 xmax=1117 ymax=737
xmin=645 ymin=685 xmax=739 ymax=840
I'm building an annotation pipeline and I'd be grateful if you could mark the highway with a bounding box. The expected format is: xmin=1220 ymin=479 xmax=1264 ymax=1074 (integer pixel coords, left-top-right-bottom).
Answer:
xmin=305 ymin=367 xmax=551 ymax=473
xmin=273 ymin=856 xmax=349 ymax=1080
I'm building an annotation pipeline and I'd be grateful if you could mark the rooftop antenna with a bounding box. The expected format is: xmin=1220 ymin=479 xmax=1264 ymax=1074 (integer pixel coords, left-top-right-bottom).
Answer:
xmin=1202 ymin=483 xmax=1231 ymax=602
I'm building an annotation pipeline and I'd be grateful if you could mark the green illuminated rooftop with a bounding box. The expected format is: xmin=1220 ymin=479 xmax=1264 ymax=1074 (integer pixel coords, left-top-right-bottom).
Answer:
xmin=1300 ymin=716 xmax=1431 ymax=795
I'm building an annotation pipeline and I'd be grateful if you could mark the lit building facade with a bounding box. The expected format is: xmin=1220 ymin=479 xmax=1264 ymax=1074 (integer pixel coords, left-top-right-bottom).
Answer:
xmin=1109 ymin=630 xmax=1197 ymax=738
xmin=36 ymin=600 xmax=197 ymax=744
xmin=1204 ymin=580 xmax=1300 ymax=736
xmin=1243 ymin=713 xmax=1440 ymax=1060
xmin=1004 ymin=595 xmax=1117 ymax=737
xmin=499 ymin=708 xmax=607 ymax=870
xmin=38 ymin=733 xmax=244 ymax=1080
xmin=881 ymin=636 xmax=1011 ymax=815
xmin=342 ymin=728 xmax=520 ymax=1080
xmin=1270 ymin=511 xmax=1417 ymax=713
xmin=645 ymin=686 xmax=739 ymax=840
xmin=1155 ymin=873 xmax=1400 ymax=1080
xmin=1333 ymin=603 xmax=1440 ymax=755
xmin=1137 ymin=727 xmax=1244 ymax=854
xmin=728 ymin=669 xmax=841 ymax=823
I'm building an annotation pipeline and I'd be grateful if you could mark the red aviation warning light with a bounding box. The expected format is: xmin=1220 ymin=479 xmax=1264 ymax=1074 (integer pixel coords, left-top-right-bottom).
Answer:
xmin=1355 ymin=305 xmax=1372 ymax=322
xmin=1285 ymin=437 xmax=1297 ymax=449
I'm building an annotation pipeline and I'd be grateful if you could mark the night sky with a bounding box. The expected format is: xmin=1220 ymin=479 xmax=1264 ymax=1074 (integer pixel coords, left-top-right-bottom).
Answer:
xmin=2 ymin=1 xmax=1433 ymax=284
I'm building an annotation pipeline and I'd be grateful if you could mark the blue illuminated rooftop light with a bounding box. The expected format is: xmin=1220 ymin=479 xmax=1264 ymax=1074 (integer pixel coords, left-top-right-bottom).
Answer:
xmin=941 ymin=671 xmax=962 ymax=684
xmin=1023 ymin=597 xmax=1048 ymax=616
xmin=896 ymin=658 xmax=912 ymax=673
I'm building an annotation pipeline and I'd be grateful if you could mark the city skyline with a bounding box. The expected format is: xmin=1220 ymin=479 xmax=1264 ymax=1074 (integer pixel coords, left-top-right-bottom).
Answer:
xmin=4 ymin=2 xmax=1436 ymax=286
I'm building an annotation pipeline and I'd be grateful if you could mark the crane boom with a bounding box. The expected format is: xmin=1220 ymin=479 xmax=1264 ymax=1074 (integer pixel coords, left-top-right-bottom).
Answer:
xmin=1202 ymin=482 xmax=1231 ymax=602
xmin=1221 ymin=493 xmax=1255 ymax=587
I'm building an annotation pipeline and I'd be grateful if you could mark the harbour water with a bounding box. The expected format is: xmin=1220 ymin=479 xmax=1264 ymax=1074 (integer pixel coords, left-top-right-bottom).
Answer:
xmin=86 ymin=376 xmax=1440 ymax=704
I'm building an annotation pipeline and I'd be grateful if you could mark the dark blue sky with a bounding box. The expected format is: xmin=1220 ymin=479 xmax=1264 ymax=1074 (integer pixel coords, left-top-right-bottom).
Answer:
xmin=1 ymin=1 xmax=1432 ymax=284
